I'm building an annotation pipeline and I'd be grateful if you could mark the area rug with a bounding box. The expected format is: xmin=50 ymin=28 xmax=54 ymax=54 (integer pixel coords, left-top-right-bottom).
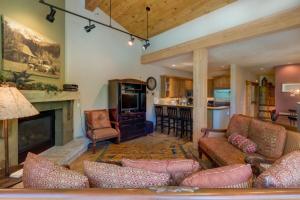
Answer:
xmin=96 ymin=133 xmax=190 ymax=164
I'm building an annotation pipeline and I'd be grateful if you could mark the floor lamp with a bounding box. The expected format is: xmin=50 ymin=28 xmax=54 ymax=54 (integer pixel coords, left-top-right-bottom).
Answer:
xmin=0 ymin=85 xmax=39 ymax=177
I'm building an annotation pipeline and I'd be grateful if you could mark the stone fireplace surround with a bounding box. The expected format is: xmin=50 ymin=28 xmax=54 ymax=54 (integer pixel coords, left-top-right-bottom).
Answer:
xmin=0 ymin=90 xmax=81 ymax=170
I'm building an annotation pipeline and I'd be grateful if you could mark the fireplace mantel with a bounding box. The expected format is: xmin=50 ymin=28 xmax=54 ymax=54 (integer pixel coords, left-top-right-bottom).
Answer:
xmin=20 ymin=90 xmax=80 ymax=103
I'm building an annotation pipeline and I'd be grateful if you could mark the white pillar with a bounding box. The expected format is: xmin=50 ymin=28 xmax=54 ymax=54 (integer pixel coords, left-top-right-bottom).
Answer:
xmin=230 ymin=64 xmax=237 ymax=116
xmin=193 ymin=49 xmax=208 ymax=147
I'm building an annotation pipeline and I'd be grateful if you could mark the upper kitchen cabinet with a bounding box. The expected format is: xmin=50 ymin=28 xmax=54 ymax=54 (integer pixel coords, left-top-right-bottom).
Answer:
xmin=213 ymin=75 xmax=230 ymax=89
xmin=161 ymin=76 xmax=193 ymax=98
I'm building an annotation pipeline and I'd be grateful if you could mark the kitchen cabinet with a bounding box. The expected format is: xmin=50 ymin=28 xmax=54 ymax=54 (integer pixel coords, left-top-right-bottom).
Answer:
xmin=213 ymin=75 xmax=230 ymax=89
xmin=161 ymin=76 xmax=193 ymax=98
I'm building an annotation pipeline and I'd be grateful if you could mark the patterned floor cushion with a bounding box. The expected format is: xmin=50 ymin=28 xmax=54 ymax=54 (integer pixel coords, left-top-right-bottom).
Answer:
xmin=255 ymin=150 xmax=300 ymax=188
xmin=23 ymin=153 xmax=89 ymax=189
xmin=84 ymin=161 xmax=170 ymax=188
xmin=180 ymin=164 xmax=253 ymax=188
xmin=121 ymin=159 xmax=200 ymax=185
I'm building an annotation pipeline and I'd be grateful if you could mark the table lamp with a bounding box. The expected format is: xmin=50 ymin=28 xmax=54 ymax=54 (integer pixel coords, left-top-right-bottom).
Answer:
xmin=0 ymin=85 xmax=39 ymax=177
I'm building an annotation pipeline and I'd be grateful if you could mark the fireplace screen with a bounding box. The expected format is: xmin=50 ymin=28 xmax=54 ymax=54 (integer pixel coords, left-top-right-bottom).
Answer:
xmin=18 ymin=110 xmax=55 ymax=163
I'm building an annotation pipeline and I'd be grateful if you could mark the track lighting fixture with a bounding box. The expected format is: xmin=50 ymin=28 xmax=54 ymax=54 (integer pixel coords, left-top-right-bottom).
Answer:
xmin=142 ymin=40 xmax=151 ymax=51
xmin=84 ymin=20 xmax=96 ymax=33
xmin=40 ymin=0 xmax=150 ymax=49
xmin=46 ymin=6 xmax=56 ymax=23
xmin=128 ymin=35 xmax=135 ymax=46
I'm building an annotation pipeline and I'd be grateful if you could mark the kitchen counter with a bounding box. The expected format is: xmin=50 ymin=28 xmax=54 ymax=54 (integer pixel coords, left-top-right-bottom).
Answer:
xmin=154 ymin=104 xmax=229 ymax=110
xmin=154 ymin=103 xmax=230 ymax=129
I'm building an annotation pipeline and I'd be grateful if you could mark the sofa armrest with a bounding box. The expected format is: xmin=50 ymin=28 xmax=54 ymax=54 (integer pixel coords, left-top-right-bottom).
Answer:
xmin=111 ymin=121 xmax=120 ymax=134
xmin=201 ymin=128 xmax=227 ymax=137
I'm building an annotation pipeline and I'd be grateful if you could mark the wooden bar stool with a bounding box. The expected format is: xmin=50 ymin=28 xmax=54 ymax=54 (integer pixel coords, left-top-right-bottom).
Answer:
xmin=155 ymin=105 xmax=168 ymax=133
xmin=179 ymin=107 xmax=193 ymax=141
xmin=167 ymin=106 xmax=179 ymax=136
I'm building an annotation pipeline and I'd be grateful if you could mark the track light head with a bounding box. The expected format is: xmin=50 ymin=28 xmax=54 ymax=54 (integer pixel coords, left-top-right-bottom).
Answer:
xmin=46 ymin=7 xmax=56 ymax=23
xmin=142 ymin=40 xmax=151 ymax=51
xmin=84 ymin=21 xmax=96 ymax=33
xmin=128 ymin=36 xmax=135 ymax=46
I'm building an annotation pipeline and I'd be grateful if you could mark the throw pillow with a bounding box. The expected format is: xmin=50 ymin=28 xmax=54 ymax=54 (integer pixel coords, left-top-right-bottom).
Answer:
xmin=121 ymin=159 xmax=200 ymax=185
xmin=228 ymin=133 xmax=257 ymax=154
xmin=181 ymin=164 xmax=253 ymax=188
xmin=23 ymin=153 xmax=89 ymax=189
xmin=255 ymin=150 xmax=300 ymax=188
xmin=84 ymin=161 xmax=170 ymax=188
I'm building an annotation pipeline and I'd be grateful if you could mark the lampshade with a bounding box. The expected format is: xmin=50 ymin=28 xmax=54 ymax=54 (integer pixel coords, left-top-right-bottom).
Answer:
xmin=0 ymin=85 xmax=39 ymax=120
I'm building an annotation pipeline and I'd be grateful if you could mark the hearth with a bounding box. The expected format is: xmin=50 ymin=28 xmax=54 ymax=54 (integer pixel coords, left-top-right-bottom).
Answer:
xmin=18 ymin=110 xmax=55 ymax=163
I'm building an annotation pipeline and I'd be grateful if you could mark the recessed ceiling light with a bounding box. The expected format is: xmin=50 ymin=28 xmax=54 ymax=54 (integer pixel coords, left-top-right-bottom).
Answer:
xmin=172 ymin=64 xmax=176 ymax=67
xmin=260 ymin=67 xmax=265 ymax=71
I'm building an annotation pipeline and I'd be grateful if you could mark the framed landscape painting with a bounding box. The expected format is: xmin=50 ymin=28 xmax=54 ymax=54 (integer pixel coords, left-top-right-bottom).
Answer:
xmin=2 ymin=16 xmax=61 ymax=78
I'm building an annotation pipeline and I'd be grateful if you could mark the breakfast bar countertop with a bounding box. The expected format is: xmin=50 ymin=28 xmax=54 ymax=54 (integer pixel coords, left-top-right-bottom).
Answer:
xmin=154 ymin=103 xmax=230 ymax=110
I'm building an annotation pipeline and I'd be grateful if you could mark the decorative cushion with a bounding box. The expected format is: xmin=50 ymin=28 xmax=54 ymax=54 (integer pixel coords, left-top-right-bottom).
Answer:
xmin=181 ymin=164 xmax=253 ymax=188
xmin=255 ymin=151 xmax=300 ymax=188
xmin=23 ymin=153 xmax=89 ymax=189
xmin=87 ymin=128 xmax=118 ymax=140
xmin=226 ymin=114 xmax=252 ymax=138
xmin=248 ymin=119 xmax=286 ymax=159
xmin=121 ymin=159 xmax=200 ymax=185
xmin=83 ymin=161 xmax=170 ymax=188
xmin=198 ymin=137 xmax=245 ymax=166
xmin=86 ymin=110 xmax=111 ymax=129
xmin=228 ymin=133 xmax=257 ymax=154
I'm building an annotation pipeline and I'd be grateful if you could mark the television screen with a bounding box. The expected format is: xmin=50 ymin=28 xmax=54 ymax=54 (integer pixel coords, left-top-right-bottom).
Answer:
xmin=121 ymin=94 xmax=138 ymax=111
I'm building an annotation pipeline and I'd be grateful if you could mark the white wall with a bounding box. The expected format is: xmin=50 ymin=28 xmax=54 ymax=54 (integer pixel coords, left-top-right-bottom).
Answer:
xmin=230 ymin=65 xmax=258 ymax=115
xmin=65 ymin=0 xmax=192 ymax=138
xmin=147 ymin=0 xmax=300 ymax=53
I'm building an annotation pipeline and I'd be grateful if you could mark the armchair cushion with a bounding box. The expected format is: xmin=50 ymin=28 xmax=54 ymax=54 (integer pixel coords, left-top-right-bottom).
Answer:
xmin=248 ymin=119 xmax=286 ymax=159
xmin=87 ymin=128 xmax=118 ymax=140
xmin=199 ymin=137 xmax=245 ymax=166
xmin=23 ymin=153 xmax=89 ymax=189
xmin=181 ymin=164 xmax=252 ymax=188
xmin=121 ymin=159 xmax=200 ymax=185
xmin=86 ymin=110 xmax=111 ymax=129
xmin=228 ymin=133 xmax=257 ymax=154
xmin=226 ymin=114 xmax=252 ymax=138
xmin=255 ymin=151 xmax=300 ymax=188
xmin=83 ymin=161 xmax=170 ymax=188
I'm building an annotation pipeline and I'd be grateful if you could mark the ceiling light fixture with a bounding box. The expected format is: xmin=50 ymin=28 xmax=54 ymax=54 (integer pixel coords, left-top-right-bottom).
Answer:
xmin=39 ymin=0 xmax=149 ymax=46
xmin=172 ymin=64 xmax=176 ymax=67
xmin=84 ymin=20 xmax=96 ymax=33
xmin=46 ymin=6 xmax=56 ymax=23
xmin=142 ymin=40 xmax=151 ymax=51
xmin=143 ymin=6 xmax=151 ymax=51
xmin=128 ymin=35 xmax=135 ymax=46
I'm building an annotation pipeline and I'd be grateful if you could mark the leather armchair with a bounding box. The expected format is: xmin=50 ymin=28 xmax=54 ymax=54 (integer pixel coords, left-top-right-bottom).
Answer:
xmin=84 ymin=109 xmax=120 ymax=153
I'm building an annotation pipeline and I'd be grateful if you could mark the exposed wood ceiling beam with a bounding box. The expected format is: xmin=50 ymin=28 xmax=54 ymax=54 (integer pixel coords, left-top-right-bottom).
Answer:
xmin=141 ymin=6 xmax=300 ymax=64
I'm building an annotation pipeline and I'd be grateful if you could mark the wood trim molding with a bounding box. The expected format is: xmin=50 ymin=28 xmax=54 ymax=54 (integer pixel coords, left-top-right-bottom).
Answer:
xmin=0 ymin=188 xmax=300 ymax=199
xmin=141 ymin=6 xmax=300 ymax=64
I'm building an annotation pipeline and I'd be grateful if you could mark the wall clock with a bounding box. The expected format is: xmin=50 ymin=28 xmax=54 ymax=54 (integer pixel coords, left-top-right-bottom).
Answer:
xmin=146 ymin=77 xmax=157 ymax=91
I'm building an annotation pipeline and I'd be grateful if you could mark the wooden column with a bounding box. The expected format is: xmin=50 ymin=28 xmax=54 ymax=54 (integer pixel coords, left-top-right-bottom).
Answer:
xmin=193 ymin=49 xmax=208 ymax=146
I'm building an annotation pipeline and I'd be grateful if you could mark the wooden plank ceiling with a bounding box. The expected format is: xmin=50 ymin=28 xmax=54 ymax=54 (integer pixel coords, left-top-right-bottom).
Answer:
xmin=85 ymin=0 xmax=236 ymax=39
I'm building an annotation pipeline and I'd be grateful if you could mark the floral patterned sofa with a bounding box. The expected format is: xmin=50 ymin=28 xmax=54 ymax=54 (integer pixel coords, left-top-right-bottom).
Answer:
xmin=198 ymin=114 xmax=300 ymax=167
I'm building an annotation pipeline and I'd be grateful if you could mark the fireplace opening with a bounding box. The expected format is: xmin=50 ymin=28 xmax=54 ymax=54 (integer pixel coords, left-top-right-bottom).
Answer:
xmin=18 ymin=110 xmax=55 ymax=163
